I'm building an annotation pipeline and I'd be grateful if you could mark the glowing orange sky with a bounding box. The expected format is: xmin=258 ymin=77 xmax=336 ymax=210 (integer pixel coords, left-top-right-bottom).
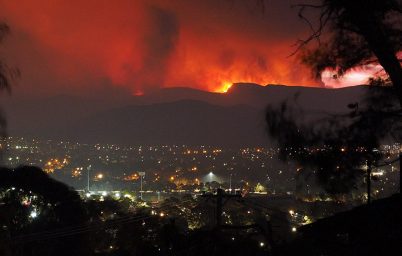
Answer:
xmin=0 ymin=0 xmax=375 ymax=96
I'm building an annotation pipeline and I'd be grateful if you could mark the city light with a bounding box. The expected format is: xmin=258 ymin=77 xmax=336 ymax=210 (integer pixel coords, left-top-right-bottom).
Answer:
xmin=4 ymin=137 xmax=400 ymax=238
xmin=124 ymin=194 xmax=132 ymax=199
xmin=30 ymin=210 xmax=38 ymax=218
xmin=206 ymin=171 xmax=217 ymax=183
xmin=0 ymin=0 xmax=401 ymax=251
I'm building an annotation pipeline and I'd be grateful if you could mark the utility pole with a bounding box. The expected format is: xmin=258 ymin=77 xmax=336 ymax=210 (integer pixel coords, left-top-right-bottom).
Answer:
xmin=216 ymin=189 xmax=223 ymax=227
xmin=202 ymin=188 xmax=241 ymax=228
xmin=202 ymin=189 xmax=275 ymax=255
xmin=87 ymin=165 xmax=91 ymax=192
xmin=229 ymin=174 xmax=232 ymax=194
xmin=367 ymin=161 xmax=372 ymax=204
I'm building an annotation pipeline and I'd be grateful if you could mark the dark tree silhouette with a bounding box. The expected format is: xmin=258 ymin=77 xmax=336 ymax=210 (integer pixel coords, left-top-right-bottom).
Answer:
xmin=0 ymin=23 xmax=10 ymax=142
xmin=266 ymin=87 xmax=401 ymax=196
xmin=294 ymin=0 xmax=402 ymax=98
xmin=266 ymin=0 xmax=402 ymax=196
xmin=0 ymin=166 xmax=90 ymax=256
xmin=0 ymin=23 xmax=12 ymax=92
xmin=0 ymin=22 xmax=19 ymax=147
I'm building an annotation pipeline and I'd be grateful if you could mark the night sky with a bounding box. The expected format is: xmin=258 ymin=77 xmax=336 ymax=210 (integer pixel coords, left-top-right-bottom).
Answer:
xmin=0 ymin=0 xmax=375 ymax=98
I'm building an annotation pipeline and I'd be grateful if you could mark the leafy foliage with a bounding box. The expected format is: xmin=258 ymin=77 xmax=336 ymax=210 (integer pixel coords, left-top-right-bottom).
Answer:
xmin=295 ymin=0 xmax=402 ymax=80
xmin=266 ymin=84 xmax=402 ymax=195
xmin=0 ymin=166 xmax=89 ymax=256
xmin=266 ymin=0 xmax=402 ymax=195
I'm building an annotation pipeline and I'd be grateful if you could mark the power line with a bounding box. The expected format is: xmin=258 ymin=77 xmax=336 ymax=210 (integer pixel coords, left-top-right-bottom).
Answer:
xmin=12 ymin=199 xmax=195 ymax=243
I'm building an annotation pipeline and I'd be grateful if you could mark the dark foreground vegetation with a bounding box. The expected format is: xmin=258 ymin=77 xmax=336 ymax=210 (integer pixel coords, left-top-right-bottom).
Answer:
xmin=0 ymin=166 xmax=400 ymax=256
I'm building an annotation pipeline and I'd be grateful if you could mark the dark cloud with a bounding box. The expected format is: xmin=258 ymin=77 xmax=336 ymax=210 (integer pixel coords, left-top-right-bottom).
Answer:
xmin=133 ymin=6 xmax=179 ymax=92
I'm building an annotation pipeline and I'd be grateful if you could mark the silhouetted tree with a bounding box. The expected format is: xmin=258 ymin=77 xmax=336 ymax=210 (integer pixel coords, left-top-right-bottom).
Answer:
xmin=266 ymin=0 xmax=402 ymax=196
xmin=294 ymin=0 xmax=402 ymax=97
xmin=0 ymin=23 xmax=13 ymax=92
xmin=266 ymin=88 xmax=399 ymax=196
xmin=0 ymin=22 xmax=19 ymax=152
xmin=0 ymin=166 xmax=90 ymax=256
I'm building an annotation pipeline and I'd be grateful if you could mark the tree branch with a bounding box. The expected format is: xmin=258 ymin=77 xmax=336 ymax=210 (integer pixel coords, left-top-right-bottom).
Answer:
xmin=289 ymin=5 xmax=332 ymax=57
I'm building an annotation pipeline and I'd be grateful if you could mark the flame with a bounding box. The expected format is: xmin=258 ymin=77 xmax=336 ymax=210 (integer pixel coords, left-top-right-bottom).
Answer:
xmin=0 ymin=0 xmax=386 ymax=95
xmin=216 ymin=82 xmax=234 ymax=93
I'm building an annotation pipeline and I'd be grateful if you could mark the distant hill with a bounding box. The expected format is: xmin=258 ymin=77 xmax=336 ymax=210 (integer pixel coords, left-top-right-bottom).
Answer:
xmin=127 ymin=83 xmax=366 ymax=110
xmin=1 ymin=84 xmax=368 ymax=146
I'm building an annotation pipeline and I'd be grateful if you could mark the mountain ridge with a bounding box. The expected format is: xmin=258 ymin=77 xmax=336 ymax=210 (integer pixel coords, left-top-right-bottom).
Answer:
xmin=1 ymin=83 xmax=368 ymax=146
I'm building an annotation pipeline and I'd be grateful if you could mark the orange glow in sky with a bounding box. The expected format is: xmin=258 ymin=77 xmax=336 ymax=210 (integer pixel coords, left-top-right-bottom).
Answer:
xmin=0 ymin=0 xmax=382 ymax=96
xmin=321 ymin=65 xmax=383 ymax=88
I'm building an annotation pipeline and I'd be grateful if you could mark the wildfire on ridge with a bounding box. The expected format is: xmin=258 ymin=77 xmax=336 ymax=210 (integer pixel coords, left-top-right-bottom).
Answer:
xmin=217 ymin=82 xmax=234 ymax=93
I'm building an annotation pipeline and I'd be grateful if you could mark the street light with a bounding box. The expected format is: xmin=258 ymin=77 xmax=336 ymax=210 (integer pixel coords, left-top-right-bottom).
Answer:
xmin=138 ymin=172 xmax=145 ymax=200
xmin=208 ymin=172 xmax=214 ymax=183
